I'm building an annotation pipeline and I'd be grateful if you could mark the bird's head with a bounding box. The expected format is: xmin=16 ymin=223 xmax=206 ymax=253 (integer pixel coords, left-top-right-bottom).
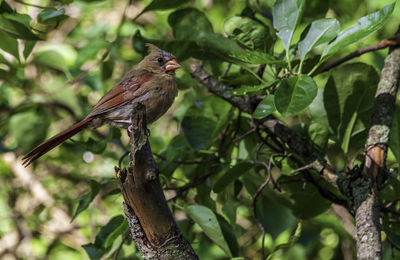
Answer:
xmin=139 ymin=44 xmax=182 ymax=75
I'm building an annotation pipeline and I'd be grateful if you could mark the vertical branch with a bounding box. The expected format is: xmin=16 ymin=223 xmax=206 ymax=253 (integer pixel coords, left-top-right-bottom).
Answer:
xmin=115 ymin=103 xmax=198 ymax=260
xmin=356 ymin=29 xmax=400 ymax=260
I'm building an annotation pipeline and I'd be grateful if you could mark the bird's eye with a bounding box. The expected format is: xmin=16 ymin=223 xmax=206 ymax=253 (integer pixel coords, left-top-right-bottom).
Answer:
xmin=157 ymin=57 xmax=164 ymax=64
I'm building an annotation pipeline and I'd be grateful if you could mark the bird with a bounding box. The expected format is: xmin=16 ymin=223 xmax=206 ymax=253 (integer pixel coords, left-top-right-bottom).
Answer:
xmin=22 ymin=44 xmax=181 ymax=166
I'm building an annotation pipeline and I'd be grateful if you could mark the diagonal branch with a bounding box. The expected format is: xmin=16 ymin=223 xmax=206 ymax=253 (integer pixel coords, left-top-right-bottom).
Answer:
xmin=190 ymin=63 xmax=339 ymax=189
xmin=322 ymin=36 xmax=400 ymax=72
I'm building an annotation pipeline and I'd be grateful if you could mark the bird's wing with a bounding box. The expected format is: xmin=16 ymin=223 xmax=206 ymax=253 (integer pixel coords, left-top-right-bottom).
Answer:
xmin=87 ymin=72 xmax=152 ymax=118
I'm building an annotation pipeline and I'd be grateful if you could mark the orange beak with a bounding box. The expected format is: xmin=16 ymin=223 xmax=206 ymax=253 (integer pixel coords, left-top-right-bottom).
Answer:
xmin=165 ymin=59 xmax=182 ymax=72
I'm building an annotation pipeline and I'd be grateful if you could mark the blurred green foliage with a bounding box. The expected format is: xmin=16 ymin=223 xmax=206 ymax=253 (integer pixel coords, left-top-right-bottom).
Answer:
xmin=1 ymin=0 xmax=400 ymax=259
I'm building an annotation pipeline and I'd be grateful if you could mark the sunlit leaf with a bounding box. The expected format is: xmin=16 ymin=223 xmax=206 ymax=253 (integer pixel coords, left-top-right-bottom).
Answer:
xmin=321 ymin=3 xmax=395 ymax=60
xmin=273 ymin=0 xmax=305 ymax=50
xmin=253 ymin=95 xmax=276 ymax=119
xmin=298 ymin=18 xmax=340 ymax=61
xmin=0 ymin=29 xmax=18 ymax=60
xmin=275 ymin=75 xmax=317 ymax=116
xmin=224 ymin=16 xmax=273 ymax=51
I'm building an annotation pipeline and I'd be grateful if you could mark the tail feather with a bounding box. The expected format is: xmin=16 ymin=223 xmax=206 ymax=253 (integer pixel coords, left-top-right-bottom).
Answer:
xmin=22 ymin=117 xmax=93 ymax=167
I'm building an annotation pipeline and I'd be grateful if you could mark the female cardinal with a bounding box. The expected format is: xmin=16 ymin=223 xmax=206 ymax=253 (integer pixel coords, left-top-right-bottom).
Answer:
xmin=22 ymin=44 xmax=181 ymax=166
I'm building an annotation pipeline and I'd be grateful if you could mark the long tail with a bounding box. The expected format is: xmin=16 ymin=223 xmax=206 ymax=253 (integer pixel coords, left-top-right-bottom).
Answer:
xmin=22 ymin=117 xmax=93 ymax=167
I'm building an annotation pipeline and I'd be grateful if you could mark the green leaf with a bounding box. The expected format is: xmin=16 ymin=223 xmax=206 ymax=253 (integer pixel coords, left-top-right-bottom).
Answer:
xmin=23 ymin=40 xmax=36 ymax=59
xmin=0 ymin=14 xmax=39 ymax=40
xmin=38 ymin=8 xmax=68 ymax=24
xmin=275 ymin=75 xmax=317 ymax=116
xmin=390 ymin=103 xmax=400 ymax=162
xmin=33 ymin=50 xmax=68 ymax=72
xmin=224 ymin=16 xmax=273 ymax=51
xmin=279 ymin=175 xmax=331 ymax=218
xmin=186 ymin=205 xmax=232 ymax=257
xmin=101 ymin=58 xmax=114 ymax=81
xmin=94 ymin=215 xmax=125 ymax=248
xmin=229 ymin=49 xmax=282 ymax=65
xmin=82 ymin=243 xmax=104 ymax=260
xmin=321 ymin=3 xmax=395 ymax=60
xmin=273 ymin=0 xmax=305 ymax=51
xmin=0 ymin=29 xmax=18 ymax=60
xmin=9 ymin=107 xmax=50 ymax=153
xmin=233 ymin=82 xmax=277 ymax=96
xmin=252 ymin=184 xmax=296 ymax=239
xmin=168 ymin=8 xmax=213 ymax=41
xmin=72 ymin=180 xmax=102 ymax=221
xmin=267 ymin=222 xmax=302 ymax=260
xmin=253 ymin=95 xmax=276 ymax=119
xmin=74 ymin=137 xmax=108 ymax=154
xmin=213 ymin=162 xmax=253 ymax=193
xmin=142 ymin=0 xmax=190 ymax=13
xmin=298 ymin=18 xmax=340 ymax=61
xmin=308 ymin=122 xmax=329 ymax=151
xmin=182 ymin=115 xmax=216 ymax=150
xmin=323 ymin=63 xmax=379 ymax=153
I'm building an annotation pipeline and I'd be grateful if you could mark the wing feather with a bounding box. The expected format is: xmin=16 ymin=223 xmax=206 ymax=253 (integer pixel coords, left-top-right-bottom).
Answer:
xmin=87 ymin=72 xmax=152 ymax=117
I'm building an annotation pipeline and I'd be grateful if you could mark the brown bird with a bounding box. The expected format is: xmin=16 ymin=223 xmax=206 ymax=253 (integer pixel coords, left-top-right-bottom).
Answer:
xmin=22 ymin=44 xmax=181 ymax=166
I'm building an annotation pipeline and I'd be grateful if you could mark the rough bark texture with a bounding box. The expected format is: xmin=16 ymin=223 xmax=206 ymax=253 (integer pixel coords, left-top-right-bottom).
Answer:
xmin=356 ymin=39 xmax=400 ymax=260
xmin=115 ymin=103 xmax=198 ymax=260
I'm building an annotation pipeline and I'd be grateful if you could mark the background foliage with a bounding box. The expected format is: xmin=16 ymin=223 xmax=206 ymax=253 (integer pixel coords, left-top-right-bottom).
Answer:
xmin=0 ymin=0 xmax=399 ymax=259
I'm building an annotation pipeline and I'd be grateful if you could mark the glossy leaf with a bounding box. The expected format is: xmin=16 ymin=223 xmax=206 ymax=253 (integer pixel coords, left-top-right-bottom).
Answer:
xmin=0 ymin=14 xmax=39 ymax=40
xmin=224 ymin=16 xmax=273 ymax=51
xmin=298 ymin=18 xmax=340 ymax=60
xmin=186 ymin=205 xmax=232 ymax=257
xmin=38 ymin=8 xmax=68 ymax=24
xmin=273 ymin=0 xmax=305 ymax=50
xmin=321 ymin=3 xmax=395 ymax=60
xmin=253 ymin=95 xmax=276 ymax=119
xmin=275 ymin=75 xmax=318 ymax=116
xmin=0 ymin=29 xmax=18 ymax=59
xmin=72 ymin=180 xmax=102 ymax=221
xmin=82 ymin=244 xmax=104 ymax=260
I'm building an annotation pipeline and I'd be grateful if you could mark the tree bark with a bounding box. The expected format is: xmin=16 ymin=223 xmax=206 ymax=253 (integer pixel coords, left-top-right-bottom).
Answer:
xmin=356 ymin=32 xmax=400 ymax=260
xmin=115 ymin=103 xmax=198 ymax=260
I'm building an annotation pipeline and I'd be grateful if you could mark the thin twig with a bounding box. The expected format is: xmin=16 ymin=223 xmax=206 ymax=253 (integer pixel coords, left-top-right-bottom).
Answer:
xmin=322 ymin=36 xmax=400 ymax=72
xmin=222 ymin=63 xmax=232 ymax=77
xmin=153 ymin=153 xmax=215 ymax=165
xmin=113 ymin=231 xmax=130 ymax=260
xmin=233 ymin=127 xmax=256 ymax=143
xmin=252 ymin=142 xmax=274 ymax=260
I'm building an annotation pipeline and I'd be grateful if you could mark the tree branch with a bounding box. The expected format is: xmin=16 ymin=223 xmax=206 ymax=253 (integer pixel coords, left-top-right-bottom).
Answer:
xmin=190 ymin=63 xmax=340 ymax=189
xmin=115 ymin=103 xmax=197 ymax=260
xmin=355 ymin=29 xmax=400 ymax=260
xmin=322 ymin=36 xmax=400 ymax=72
